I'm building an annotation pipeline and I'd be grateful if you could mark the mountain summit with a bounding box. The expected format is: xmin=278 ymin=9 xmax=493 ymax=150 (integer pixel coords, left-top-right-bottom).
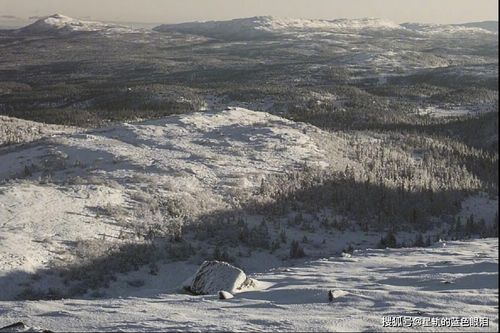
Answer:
xmin=18 ymin=14 xmax=135 ymax=34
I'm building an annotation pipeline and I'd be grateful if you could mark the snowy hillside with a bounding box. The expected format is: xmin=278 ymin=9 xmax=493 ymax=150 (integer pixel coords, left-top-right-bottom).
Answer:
xmin=0 ymin=238 xmax=497 ymax=331
xmin=154 ymin=16 xmax=495 ymax=40
xmin=0 ymin=108 xmax=352 ymax=299
xmin=18 ymin=14 xmax=138 ymax=34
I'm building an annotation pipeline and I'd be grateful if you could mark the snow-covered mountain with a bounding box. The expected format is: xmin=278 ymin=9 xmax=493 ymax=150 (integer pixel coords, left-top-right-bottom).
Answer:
xmin=15 ymin=14 xmax=496 ymax=40
xmin=153 ymin=16 xmax=404 ymax=40
xmin=18 ymin=14 xmax=138 ymax=34
xmin=154 ymin=16 xmax=496 ymax=40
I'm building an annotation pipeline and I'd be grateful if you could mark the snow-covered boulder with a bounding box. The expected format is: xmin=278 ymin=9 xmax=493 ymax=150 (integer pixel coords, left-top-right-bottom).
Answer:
xmin=183 ymin=260 xmax=254 ymax=295
xmin=218 ymin=290 xmax=234 ymax=300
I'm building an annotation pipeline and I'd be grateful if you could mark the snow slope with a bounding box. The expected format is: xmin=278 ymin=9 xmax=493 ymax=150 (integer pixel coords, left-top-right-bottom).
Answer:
xmin=0 ymin=108 xmax=350 ymax=299
xmin=18 ymin=14 xmax=138 ymax=35
xmin=0 ymin=109 xmax=497 ymax=331
xmin=0 ymin=238 xmax=497 ymax=332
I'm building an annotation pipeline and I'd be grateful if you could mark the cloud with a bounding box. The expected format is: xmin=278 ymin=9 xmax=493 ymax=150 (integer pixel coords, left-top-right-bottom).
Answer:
xmin=0 ymin=15 xmax=21 ymax=20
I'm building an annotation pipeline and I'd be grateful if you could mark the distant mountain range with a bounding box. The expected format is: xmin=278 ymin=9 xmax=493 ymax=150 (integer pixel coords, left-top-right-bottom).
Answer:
xmin=6 ymin=14 xmax=498 ymax=40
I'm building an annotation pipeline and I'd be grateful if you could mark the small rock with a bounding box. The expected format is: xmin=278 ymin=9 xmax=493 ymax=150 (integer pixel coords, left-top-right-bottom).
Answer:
xmin=218 ymin=290 xmax=234 ymax=300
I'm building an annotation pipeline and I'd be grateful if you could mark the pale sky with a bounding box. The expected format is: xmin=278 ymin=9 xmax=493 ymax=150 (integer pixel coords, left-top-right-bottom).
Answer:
xmin=0 ymin=0 xmax=498 ymax=25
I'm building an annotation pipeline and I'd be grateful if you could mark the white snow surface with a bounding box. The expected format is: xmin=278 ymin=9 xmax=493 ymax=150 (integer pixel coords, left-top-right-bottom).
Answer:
xmin=0 ymin=238 xmax=497 ymax=331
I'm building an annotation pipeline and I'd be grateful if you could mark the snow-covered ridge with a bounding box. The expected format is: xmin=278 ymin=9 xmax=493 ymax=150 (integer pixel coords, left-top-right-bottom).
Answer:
xmin=17 ymin=14 xmax=495 ymax=38
xmin=154 ymin=16 xmax=496 ymax=40
xmin=18 ymin=14 xmax=138 ymax=34
xmin=154 ymin=16 xmax=403 ymax=39
xmin=260 ymin=16 xmax=401 ymax=30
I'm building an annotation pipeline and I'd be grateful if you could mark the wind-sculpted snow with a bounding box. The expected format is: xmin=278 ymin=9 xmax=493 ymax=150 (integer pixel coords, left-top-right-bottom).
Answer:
xmin=0 ymin=239 xmax=497 ymax=331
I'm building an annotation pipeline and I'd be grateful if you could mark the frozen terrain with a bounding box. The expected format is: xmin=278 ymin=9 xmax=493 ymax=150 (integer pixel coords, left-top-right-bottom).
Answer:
xmin=0 ymin=238 xmax=497 ymax=332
